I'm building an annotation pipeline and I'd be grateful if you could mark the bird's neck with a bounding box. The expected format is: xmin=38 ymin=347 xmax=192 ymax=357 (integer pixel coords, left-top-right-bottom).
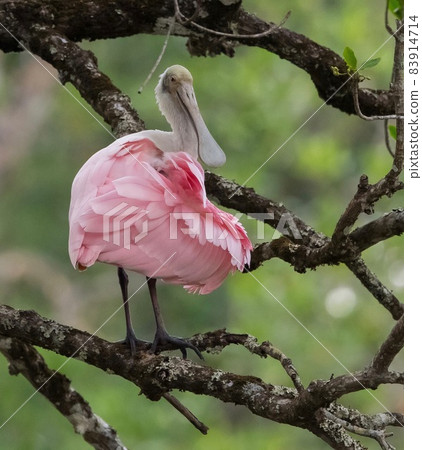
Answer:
xmin=160 ymin=94 xmax=199 ymax=158
xmin=171 ymin=119 xmax=198 ymax=156
xmin=141 ymin=127 xmax=198 ymax=159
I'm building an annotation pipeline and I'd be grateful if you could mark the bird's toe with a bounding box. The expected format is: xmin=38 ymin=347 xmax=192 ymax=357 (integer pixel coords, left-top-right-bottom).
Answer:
xmin=151 ymin=331 xmax=203 ymax=360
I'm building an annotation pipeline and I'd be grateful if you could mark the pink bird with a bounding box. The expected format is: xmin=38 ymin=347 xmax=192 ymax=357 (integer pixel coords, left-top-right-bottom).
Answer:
xmin=69 ymin=65 xmax=252 ymax=358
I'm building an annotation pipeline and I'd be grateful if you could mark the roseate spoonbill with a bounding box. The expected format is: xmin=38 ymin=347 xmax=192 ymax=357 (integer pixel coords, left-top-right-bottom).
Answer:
xmin=69 ymin=65 xmax=252 ymax=358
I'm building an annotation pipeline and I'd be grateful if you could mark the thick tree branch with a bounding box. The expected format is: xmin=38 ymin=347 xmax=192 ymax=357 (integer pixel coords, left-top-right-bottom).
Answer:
xmin=247 ymin=207 xmax=403 ymax=276
xmin=206 ymin=170 xmax=403 ymax=274
xmin=0 ymin=24 xmax=144 ymax=138
xmin=218 ymin=8 xmax=395 ymax=117
xmin=0 ymin=336 xmax=127 ymax=450
xmin=0 ymin=305 xmax=402 ymax=441
xmin=0 ymin=0 xmax=395 ymax=117
xmin=205 ymin=171 xmax=327 ymax=248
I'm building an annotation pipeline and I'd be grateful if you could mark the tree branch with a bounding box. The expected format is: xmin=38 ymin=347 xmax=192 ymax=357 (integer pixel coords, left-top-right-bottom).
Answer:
xmin=0 ymin=24 xmax=144 ymax=138
xmin=349 ymin=209 xmax=403 ymax=252
xmin=205 ymin=170 xmax=404 ymax=320
xmin=351 ymin=74 xmax=403 ymax=121
xmin=162 ymin=392 xmax=209 ymax=434
xmin=205 ymin=171 xmax=327 ymax=248
xmin=0 ymin=304 xmax=402 ymax=441
xmin=0 ymin=0 xmax=395 ymax=117
xmin=345 ymin=257 xmax=403 ymax=320
xmin=326 ymin=403 xmax=403 ymax=431
xmin=247 ymin=207 xmax=403 ymax=277
xmin=0 ymin=336 xmax=127 ymax=450
xmin=191 ymin=329 xmax=304 ymax=392
xmin=321 ymin=410 xmax=395 ymax=450
xmin=370 ymin=315 xmax=404 ymax=373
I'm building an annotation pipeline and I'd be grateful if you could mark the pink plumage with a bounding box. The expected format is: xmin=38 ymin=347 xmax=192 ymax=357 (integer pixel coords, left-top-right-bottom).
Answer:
xmin=69 ymin=136 xmax=252 ymax=294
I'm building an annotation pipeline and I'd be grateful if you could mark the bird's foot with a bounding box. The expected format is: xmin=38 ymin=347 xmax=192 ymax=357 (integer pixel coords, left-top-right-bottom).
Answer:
xmin=116 ymin=331 xmax=148 ymax=356
xmin=151 ymin=328 xmax=203 ymax=360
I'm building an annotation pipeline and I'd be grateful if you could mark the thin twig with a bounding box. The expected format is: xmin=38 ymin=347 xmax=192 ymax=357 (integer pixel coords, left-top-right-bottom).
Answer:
xmin=326 ymin=403 xmax=404 ymax=430
xmin=384 ymin=0 xmax=395 ymax=36
xmin=322 ymin=410 xmax=396 ymax=450
xmin=370 ymin=315 xmax=404 ymax=372
xmin=174 ymin=0 xmax=202 ymax=26
xmin=331 ymin=174 xmax=372 ymax=245
xmin=352 ymin=77 xmax=402 ymax=121
xmin=384 ymin=119 xmax=395 ymax=157
xmin=174 ymin=0 xmax=290 ymax=39
xmin=163 ymin=393 xmax=209 ymax=434
xmin=138 ymin=16 xmax=175 ymax=94
xmin=190 ymin=329 xmax=304 ymax=392
xmin=0 ymin=337 xmax=127 ymax=449
xmin=346 ymin=257 xmax=403 ymax=320
xmin=257 ymin=340 xmax=304 ymax=392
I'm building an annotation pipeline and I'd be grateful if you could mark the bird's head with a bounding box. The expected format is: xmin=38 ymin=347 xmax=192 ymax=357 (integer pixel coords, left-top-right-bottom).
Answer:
xmin=155 ymin=65 xmax=226 ymax=168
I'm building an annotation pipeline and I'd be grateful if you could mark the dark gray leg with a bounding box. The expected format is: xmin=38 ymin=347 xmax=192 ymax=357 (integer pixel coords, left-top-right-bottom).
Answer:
xmin=117 ymin=267 xmax=142 ymax=355
xmin=147 ymin=277 xmax=203 ymax=360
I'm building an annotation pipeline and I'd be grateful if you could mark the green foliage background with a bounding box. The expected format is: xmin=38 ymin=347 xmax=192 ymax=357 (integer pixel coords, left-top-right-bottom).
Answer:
xmin=0 ymin=1 xmax=403 ymax=448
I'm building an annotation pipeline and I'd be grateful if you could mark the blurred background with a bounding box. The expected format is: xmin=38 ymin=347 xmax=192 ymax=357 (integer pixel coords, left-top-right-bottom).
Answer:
xmin=0 ymin=1 xmax=403 ymax=448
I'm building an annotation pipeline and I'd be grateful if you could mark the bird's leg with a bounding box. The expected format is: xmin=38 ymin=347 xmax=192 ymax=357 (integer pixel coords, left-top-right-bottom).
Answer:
xmin=117 ymin=267 xmax=145 ymax=355
xmin=147 ymin=277 xmax=203 ymax=360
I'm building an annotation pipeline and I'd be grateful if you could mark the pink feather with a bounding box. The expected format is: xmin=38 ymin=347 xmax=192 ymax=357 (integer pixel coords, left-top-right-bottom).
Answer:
xmin=69 ymin=137 xmax=252 ymax=294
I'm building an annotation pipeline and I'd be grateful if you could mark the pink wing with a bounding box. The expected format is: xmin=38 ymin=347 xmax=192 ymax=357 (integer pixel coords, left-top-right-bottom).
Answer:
xmin=69 ymin=136 xmax=252 ymax=294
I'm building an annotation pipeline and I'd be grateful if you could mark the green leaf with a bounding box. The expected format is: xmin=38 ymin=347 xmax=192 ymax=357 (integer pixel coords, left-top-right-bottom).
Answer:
xmin=343 ymin=47 xmax=357 ymax=71
xmin=388 ymin=0 xmax=404 ymax=20
xmin=360 ymin=58 xmax=381 ymax=71
xmin=389 ymin=125 xmax=397 ymax=140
